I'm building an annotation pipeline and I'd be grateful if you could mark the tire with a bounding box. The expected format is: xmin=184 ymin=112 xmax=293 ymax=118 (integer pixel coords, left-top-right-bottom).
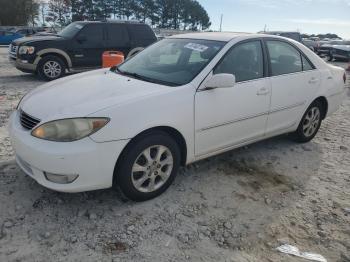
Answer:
xmin=327 ymin=54 xmax=333 ymax=62
xmin=38 ymin=55 xmax=66 ymax=81
xmin=292 ymin=101 xmax=323 ymax=143
xmin=115 ymin=131 xmax=181 ymax=201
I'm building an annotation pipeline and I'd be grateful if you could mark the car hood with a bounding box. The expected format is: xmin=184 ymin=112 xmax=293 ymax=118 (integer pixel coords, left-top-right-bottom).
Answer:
xmin=20 ymin=69 xmax=171 ymax=121
xmin=12 ymin=35 xmax=63 ymax=45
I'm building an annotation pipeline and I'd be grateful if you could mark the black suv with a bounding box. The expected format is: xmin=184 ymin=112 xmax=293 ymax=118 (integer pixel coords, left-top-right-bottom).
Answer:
xmin=9 ymin=21 xmax=157 ymax=80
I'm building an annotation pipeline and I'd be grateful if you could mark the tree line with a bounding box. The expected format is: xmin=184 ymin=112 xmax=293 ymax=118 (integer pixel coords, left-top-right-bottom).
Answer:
xmin=0 ymin=0 xmax=211 ymax=31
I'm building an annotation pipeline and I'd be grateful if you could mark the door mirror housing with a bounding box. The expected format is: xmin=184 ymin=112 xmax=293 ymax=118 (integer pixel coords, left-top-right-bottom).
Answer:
xmin=203 ymin=73 xmax=236 ymax=90
xmin=76 ymin=35 xmax=87 ymax=43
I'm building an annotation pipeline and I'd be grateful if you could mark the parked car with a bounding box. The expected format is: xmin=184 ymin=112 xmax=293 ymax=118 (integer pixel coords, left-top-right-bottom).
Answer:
xmin=9 ymin=33 xmax=347 ymax=201
xmin=9 ymin=21 xmax=157 ymax=80
xmin=317 ymin=40 xmax=344 ymax=59
xmin=0 ymin=30 xmax=23 ymax=45
xmin=329 ymin=41 xmax=350 ymax=61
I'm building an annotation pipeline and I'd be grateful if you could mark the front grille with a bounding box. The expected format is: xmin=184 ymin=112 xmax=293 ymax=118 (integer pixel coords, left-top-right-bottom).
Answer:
xmin=9 ymin=44 xmax=18 ymax=59
xmin=19 ymin=110 xmax=41 ymax=130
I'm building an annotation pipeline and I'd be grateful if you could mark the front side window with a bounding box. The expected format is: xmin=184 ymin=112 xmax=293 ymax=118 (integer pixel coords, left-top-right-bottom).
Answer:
xmin=214 ymin=40 xmax=264 ymax=82
xmin=267 ymin=40 xmax=302 ymax=76
xmin=58 ymin=22 xmax=84 ymax=38
xmin=117 ymin=39 xmax=225 ymax=86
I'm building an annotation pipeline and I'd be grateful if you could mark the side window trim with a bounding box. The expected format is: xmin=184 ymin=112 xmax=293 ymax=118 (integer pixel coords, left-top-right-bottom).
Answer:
xmin=212 ymin=38 xmax=266 ymax=82
xmin=263 ymin=38 xmax=316 ymax=77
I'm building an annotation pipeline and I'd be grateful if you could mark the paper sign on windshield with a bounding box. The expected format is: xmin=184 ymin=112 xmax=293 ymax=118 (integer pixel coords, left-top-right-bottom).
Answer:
xmin=184 ymin=43 xmax=209 ymax=52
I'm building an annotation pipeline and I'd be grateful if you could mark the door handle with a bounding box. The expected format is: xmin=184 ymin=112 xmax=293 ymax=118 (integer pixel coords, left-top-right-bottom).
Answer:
xmin=308 ymin=78 xmax=319 ymax=84
xmin=257 ymin=87 xmax=269 ymax=96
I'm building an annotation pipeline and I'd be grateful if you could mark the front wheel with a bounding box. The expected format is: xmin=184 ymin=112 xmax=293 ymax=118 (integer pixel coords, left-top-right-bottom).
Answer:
xmin=292 ymin=101 xmax=323 ymax=143
xmin=115 ymin=131 xmax=181 ymax=201
xmin=38 ymin=55 xmax=66 ymax=81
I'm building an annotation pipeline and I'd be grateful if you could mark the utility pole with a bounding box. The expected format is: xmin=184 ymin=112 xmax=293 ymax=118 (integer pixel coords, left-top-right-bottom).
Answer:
xmin=219 ymin=14 xmax=223 ymax=32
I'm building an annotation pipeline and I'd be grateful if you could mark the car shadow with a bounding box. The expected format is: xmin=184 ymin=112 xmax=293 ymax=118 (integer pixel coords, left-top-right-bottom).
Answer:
xmin=0 ymin=134 xmax=323 ymax=257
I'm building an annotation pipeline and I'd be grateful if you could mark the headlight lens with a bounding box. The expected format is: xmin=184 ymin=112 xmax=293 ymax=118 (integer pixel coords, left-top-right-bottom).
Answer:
xmin=18 ymin=46 xmax=35 ymax=55
xmin=31 ymin=118 xmax=109 ymax=142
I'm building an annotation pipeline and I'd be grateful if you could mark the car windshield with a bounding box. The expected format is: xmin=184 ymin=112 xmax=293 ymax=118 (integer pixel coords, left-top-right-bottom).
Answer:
xmin=58 ymin=23 xmax=84 ymax=38
xmin=117 ymin=38 xmax=225 ymax=86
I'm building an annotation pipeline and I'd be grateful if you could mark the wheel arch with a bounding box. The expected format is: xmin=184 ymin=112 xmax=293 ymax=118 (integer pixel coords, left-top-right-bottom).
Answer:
xmin=113 ymin=126 xmax=188 ymax=185
xmin=35 ymin=49 xmax=72 ymax=68
xmin=312 ymin=96 xmax=328 ymax=119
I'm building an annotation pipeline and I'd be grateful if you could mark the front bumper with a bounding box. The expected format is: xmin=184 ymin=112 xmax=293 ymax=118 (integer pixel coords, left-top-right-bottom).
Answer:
xmin=9 ymin=110 xmax=129 ymax=193
xmin=14 ymin=59 xmax=37 ymax=73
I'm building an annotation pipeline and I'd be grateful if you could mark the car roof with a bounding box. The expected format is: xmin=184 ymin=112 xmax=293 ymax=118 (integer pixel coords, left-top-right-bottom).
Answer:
xmin=73 ymin=20 xmax=147 ymax=25
xmin=262 ymin=31 xmax=300 ymax=34
xmin=168 ymin=32 xmax=292 ymax=42
xmin=169 ymin=32 xmax=258 ymax=42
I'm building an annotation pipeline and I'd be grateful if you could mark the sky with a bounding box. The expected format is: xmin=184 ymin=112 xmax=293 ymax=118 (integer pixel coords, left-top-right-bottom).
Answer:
xmin=200 ymin=0 xmax=350 ymax=39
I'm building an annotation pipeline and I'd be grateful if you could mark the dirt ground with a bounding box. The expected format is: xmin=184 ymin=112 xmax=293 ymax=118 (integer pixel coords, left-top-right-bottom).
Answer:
xmin=0 ymin=46 xmax=350 ymax=262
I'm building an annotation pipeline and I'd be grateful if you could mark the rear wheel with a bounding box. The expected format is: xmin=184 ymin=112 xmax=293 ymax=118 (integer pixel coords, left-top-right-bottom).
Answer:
xmin=38 ymin=55 xmax=66 ymax=81
xmin=292 ymin=101 xmax=323 ymax=143
xmin=115 ymin=131 xmax=181 ymax=201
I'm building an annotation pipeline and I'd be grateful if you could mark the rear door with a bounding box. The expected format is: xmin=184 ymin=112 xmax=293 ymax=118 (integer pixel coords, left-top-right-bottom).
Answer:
xmin=105 ymin=24 xmax=130 ymax=57
xmin=72 ymin=23 xmax=105 ymax=68
xmin=264 ymin=39 xmax=320 ymax=134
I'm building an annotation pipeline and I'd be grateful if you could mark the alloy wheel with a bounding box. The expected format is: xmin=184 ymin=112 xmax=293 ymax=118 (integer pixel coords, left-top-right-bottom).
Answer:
xmin=131 ymin=145 xmax=174 ymax=193
xmin=43 ymin=61 xmax=62 ymax=78
xmin=302 ymin=106 xmax=321 ymax=137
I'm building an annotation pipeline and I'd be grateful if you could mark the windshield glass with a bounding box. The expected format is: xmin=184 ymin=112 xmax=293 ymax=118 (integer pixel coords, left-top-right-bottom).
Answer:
xmin=58 ymin=22 xmax=84 ymax=38
xmin=117 ymin=38 xmax=225 ymax=86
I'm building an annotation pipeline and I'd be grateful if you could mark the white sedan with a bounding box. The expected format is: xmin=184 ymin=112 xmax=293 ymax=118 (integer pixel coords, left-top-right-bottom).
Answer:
xmin=9 ymin=33 xmax=347 ymax=201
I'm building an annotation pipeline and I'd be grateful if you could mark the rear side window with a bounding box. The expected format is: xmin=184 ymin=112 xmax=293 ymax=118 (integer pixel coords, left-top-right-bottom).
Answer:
xmin=128 ymin=25 xmax=155 ymax=40
xmin=266 ymin=40 xmax=302 ymax=76
xmin=302 ymin=56 xmax=313 ymax=71
xmin=214 ymin=40 xmax=264 ymax=82
xmin=107 ymin=24 xmax=129 ymax=45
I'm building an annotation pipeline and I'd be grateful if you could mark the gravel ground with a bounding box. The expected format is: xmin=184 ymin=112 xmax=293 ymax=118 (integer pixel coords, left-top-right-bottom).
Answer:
xmin=0 ymin=47 xmax=350 ymax=262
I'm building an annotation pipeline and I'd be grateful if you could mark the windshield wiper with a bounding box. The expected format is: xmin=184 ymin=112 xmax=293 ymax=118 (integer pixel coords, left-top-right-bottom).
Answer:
xmin=114 ymin=68 xmax=178 ymax=86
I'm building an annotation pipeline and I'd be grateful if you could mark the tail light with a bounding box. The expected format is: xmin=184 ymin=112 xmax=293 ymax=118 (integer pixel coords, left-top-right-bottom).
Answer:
xmin=344 ymin=72 xmax=347 ymax=84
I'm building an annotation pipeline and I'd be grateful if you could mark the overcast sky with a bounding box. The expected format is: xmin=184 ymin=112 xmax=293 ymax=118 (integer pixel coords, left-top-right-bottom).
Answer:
xmin=200 ymin=0 xmax=350 ymax=39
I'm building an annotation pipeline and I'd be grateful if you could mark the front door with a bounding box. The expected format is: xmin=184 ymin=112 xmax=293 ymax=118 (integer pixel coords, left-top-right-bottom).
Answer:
xmin=264 ymin=40 xmax=321 ymax=134
xmin=71 ymin=24 xmax=105 ymax=68
xmin=195 ymin=40 xmax=271 ymax=157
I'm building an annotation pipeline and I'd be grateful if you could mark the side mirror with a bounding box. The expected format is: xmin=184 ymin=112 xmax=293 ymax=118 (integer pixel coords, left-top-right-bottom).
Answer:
xmin=203 ymin=73 xmax=235 ymax=90
xmin=76 ymin=35 xmax=87 ymax=43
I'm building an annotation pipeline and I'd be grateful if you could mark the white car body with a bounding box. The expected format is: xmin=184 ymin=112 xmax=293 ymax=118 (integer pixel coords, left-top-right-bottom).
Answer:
xmin=9 ymin=33 xmax=347 ymax=193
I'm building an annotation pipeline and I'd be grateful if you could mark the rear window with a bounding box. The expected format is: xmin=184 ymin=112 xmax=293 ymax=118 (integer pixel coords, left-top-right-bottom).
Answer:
xmin=128 ymin=24 xmax=155 ymax=40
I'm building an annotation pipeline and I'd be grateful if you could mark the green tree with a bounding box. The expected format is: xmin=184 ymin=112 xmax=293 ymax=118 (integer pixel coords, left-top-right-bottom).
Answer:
xmin=47 ymin=0 xmax=71 ymax=26
xmin=0 ymin=0 xmax=39 ymax=26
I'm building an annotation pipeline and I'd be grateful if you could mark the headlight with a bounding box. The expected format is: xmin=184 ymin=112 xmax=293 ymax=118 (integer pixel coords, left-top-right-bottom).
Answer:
xmin=31 ymin=118 xmax=109 ymax=142
xmin=18 ymin=46 xmax=35 ymax=55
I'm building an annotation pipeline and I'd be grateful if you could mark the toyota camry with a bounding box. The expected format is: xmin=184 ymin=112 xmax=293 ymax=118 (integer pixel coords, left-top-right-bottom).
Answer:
xmin=9 ymin=33 xmax=347 ymax=201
